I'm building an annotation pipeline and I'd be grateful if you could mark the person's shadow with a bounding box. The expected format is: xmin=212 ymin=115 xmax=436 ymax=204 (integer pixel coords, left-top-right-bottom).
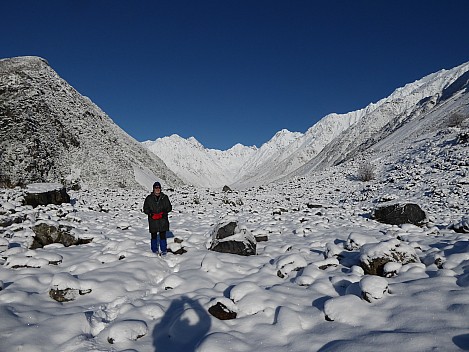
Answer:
xmin=152 ymin=295 xmax=211 ymax=352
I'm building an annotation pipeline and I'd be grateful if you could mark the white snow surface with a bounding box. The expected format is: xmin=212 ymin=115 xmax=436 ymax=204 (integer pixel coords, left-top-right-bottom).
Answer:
xmin=1 ymin=123 xmax=468 ymax=351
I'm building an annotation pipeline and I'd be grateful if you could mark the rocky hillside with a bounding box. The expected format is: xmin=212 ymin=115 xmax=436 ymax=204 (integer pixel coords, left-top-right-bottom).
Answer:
xmin=0 ymin=56 xmax=182 ymax=189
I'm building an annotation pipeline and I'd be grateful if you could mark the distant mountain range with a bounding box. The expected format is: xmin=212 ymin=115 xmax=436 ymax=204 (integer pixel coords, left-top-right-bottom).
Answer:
xmin=1 ymin=56 xmax=468 ymax=190
xmin=144 ymin=61 xmax=469 ymax=188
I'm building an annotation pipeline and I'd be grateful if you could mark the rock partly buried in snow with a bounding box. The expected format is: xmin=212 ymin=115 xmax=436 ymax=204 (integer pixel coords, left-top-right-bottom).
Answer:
xmin=254 ymin=234 xmax=268 ymax=242
xmin=360 ymin=239 xmax=420 ymax=276
xmin=49 ymin=272 xmax=92 ymax=302
xmin=209 ymin=217 xmax=256 ymax=256
xmin=449 ymin=216 xmax=469 ymax=233
xmin=102 ymin=320 xmax=148 ymax=344
xmin=4 ymin=250 xmax=63 ymax=269
xmin=324 ymin=295 xmax=372 ymax=324
xmin=373 ymin=203 xmax=426 ymax=226
xmin=23 ymin=183 xmax=70 ymax=208
xmin=359 ymin=276 xmax=389 ymax=302
xmin=275 ymin=253 xmax=308 ymax=278
xmin=208 ymin=301 xmax=238 ymax=320
xmin=31 ymin=222 xmax=92 ymax=249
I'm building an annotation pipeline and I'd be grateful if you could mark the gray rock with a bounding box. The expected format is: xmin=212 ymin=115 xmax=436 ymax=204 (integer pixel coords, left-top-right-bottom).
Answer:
xmin=31 ymin=223 xmax=92 ymax=249
xmin=209 ymin=218 xmax=256 ymax=256
xmin=373 ymin=203 xmax=426 ymax=226
xmin=24 ymin=187 xmax=70 ymax=208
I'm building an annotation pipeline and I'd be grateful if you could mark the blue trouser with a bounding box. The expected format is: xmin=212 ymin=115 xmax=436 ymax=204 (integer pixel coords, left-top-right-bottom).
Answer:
xmin=151 ymin=231 xmax=167 ymax=253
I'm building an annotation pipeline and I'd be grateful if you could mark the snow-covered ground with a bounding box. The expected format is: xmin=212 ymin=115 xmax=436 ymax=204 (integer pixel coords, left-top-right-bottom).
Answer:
xmin=0 ymin=127 xmax=468 ymax=351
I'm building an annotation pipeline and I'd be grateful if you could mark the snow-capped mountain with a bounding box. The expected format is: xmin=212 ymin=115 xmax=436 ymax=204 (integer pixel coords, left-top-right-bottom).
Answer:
xmin=144 ymin=129 xmax=305 ymax=188
xmin=0 ymin=56 xmax=182 ymax=189
xmin=292 ymin=61 xmax=469 ymax=176
xmin=145 ymin=60 xmax=469 ymax=189
xmin=143 ymin=135 xmax=257 ymax=188
xmin=2 ymin=55 xmax=467 ymax=191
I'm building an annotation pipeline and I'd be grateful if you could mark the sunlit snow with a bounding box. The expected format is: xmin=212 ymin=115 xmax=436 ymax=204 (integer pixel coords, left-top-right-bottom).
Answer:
xmin=1 ymin=123 xmax=468 ymax=351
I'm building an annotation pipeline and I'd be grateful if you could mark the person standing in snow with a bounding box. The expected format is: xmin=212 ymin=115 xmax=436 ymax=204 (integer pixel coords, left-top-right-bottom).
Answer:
xmin=143 ymin=181 xmax=172 ymax=255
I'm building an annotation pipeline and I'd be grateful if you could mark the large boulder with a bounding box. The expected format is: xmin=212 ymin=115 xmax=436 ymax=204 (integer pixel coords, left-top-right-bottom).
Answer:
xmin=360 ymin=239 xmax=420 ymax=276
xmin=209 ymin=217 xmax=256 ymax=256
xmin=31 ymin=222 xmax=92 ymax=249
xmin=373 ymin=203 xmax=426 ymax=226
xmin=23 ymin=183 xmax=70 ymax=208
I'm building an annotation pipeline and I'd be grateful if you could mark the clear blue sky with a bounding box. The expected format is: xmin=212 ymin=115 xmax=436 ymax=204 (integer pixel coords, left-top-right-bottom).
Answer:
xmin=2 ymin=1 xmax=469 ymax=150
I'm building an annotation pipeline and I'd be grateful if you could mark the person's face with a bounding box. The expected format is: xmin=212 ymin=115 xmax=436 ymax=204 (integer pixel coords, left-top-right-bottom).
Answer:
xmin=153 ymin=186 xmax=161 ymax=195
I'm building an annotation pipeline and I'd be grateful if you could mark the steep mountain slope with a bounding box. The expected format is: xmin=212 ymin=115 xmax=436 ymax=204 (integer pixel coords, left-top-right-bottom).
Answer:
xmin=292 ymin=61 xmax=469 ymax=176
xmin=0 ymin=56 xmax=182 ymax=189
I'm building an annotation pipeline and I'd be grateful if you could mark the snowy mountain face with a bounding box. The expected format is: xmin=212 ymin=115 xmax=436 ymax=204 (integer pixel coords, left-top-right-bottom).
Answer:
xmin=144 ymin=129 xmax=305 ymax=189
xmin=293 ymin=61 xmax=469 ymax=175
xmin=144 ymin=135 xmax=258 ymax=188
xmin=0 ymin=56 xmax=182 ymax=190
xmin=146 ymin=61 xmax=469 ymax=189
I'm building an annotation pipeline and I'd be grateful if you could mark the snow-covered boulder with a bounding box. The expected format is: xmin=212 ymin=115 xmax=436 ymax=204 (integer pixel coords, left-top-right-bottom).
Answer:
xmin=275 ymin=253 xmax=308 ymax=278
xmin=49 ymin=272 xmax=92 ymax=302
xmin=360 ymin=239 xmax=420 ymax=276
xmin=101 ymin=320 xmax=148 ymax=344
xmin=359 ymin=276 xmax=388 ymax=302
xmin=23 ymin=183 xmax=70 ymax=208
xmin=209 ymin=217 xmax=256 ymax=256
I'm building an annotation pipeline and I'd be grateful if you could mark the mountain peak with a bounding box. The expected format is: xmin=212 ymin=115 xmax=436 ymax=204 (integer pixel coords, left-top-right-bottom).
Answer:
xmin=0 ymin=56 xmax=181 ymax=189
xmin=0 ymin=56 xmax=50 ymax=70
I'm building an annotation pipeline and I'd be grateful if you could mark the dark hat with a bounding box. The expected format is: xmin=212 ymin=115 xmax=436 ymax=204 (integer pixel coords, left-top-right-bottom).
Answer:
xmin=153 ymin=181 xmax=161 ymax=189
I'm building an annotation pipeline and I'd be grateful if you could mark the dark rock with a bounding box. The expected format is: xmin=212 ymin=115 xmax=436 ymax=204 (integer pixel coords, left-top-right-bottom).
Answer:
xmin=254 ymin=234 xmax=268 ymax=242
xmin=31 ymin=223 xmax=92 ymax=249
xmin=24 ymin=186 xmax=70 ymax=208
xmin=208 ymin=302 xmax=237 ymax=320
xmin=222 ymin=185 xmax=232 ymax=192
xmin=212 ymin=221 xmax=237 ymax=240
xmin=49 ymin=288 xmax=92 ymax=302
xmin=373 ymin=203 xmax=426 ymax=226
xmin=210 ymin=238 xmax=256 ymax=256
xmin=169 ymin=247 xmax=187 ymax=255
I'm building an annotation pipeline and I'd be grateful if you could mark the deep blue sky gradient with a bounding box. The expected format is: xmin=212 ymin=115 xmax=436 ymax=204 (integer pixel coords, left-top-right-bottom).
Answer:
xmin=2 ymin=1 xmax=469 ymax=150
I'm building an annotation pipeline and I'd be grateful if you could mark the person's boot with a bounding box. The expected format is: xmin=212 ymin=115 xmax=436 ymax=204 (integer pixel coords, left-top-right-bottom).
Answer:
xmin=151 ymin=239 xmax=159 ymax=254
xmin=160 ymin=239 xmax=167 ymax=256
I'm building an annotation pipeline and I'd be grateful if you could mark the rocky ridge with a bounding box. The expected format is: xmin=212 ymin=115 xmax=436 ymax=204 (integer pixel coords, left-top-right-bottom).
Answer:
xmin=0 ymin=56 xmax=181 ymax=189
